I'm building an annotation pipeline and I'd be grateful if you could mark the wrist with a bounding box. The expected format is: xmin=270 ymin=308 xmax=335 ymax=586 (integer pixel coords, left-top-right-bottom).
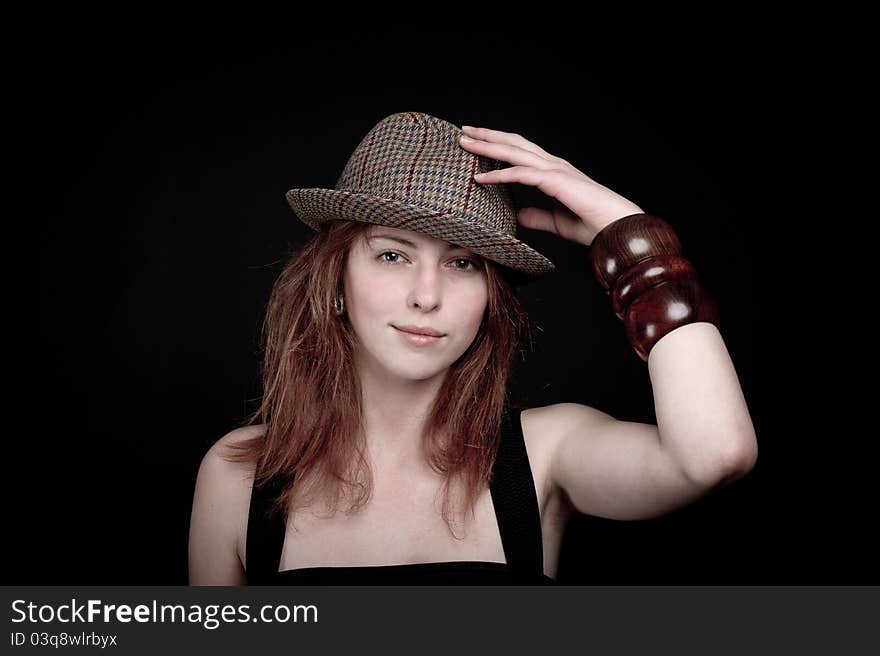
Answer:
xmin=593 ymin=206 xmax=646 ymax=239
xmin=588 ymin=213 xmax=720 ymax=362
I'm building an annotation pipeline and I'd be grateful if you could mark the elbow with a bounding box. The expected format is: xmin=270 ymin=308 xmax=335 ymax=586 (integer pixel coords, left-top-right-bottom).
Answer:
xmin=710 ymin=436 xmax=758 ymax=487
xmin=690 ymin=433 xmax=758 ymax=488
xmin=730 ymin=430 xmax=759 ymax=473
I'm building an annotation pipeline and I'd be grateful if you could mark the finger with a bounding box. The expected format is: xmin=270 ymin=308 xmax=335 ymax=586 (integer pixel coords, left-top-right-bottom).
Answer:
xmin=462 ymin=125 xmax=559 ymax=162
xmin=461 ymin=135 xmax=554 ymax=171
xmin=516 ymin=207 xmax=575 ymax=235
xmin=517 ymin=207 xmax=561 ymax=234
xmin=473 ymin=165 xmax=563 ymax=197
xmin=517 ymin=206 xmax=591 ymax=246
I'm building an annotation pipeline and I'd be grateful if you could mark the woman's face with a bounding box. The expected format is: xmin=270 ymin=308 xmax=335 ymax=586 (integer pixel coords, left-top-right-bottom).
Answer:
xmin=342 ymin=225 xmax=489 ymax=383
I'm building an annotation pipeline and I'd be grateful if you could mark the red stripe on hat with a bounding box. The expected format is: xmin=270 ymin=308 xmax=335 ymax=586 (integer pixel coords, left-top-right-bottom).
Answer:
xmin=462 ymin=155 xmax=478 ymax=212
xmin=405 ymin=123 xmax=429 ymax=199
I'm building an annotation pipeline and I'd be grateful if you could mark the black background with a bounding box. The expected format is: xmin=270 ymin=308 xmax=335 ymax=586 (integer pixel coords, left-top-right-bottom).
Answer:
xmin=28 ymin=24 xmax=869 ymax=584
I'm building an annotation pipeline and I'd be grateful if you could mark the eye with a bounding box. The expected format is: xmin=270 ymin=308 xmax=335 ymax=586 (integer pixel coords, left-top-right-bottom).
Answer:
xmin=451 ymin=257 xmax=478 ymax=271
xmin=376 ymin=251 xmax=480 ymax=272
xmin=377 ymin=251 xmax=406 ymax=265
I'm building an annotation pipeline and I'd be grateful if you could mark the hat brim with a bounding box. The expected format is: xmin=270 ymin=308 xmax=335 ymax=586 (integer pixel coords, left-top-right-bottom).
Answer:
xmin=285 ymin=188 xmax=556 ymax=278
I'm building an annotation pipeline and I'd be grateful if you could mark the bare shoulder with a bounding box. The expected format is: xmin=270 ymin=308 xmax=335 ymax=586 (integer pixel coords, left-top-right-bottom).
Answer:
xmin=519 ymin=403 xmax=617 ymax=515
xmin=523 ymin=402 xmax=614 ymax=432
xmin=188 ymin=424 xmax=267 ymax=585
xmin=211 ymin=423 xmax=267 ymax=462
xmin=203 ymin=423 xmax=267 ymax=505
xmin=518 ymin=404 xmax=601 ymax=512
xmin=522 ymin=402 xmax=723 ymax=521
xmin=520 ymin=403 xmax=613 ymax=459
xmin=202 ymin=425 xmax=263 ymax=479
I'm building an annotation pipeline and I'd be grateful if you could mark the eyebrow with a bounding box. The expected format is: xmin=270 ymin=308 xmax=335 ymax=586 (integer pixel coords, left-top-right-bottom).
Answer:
xmin=367 ymin=233 xmax=471 ymax=253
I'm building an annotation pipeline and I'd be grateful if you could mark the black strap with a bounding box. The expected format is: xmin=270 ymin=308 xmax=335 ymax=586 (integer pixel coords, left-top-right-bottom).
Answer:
xmin=246 ymin=405 xmax=545 ymax=583
xmin=245 ymin=467 xmax=286 ymax=585
xmin=489 ymin=406 xmax=546 ymax=582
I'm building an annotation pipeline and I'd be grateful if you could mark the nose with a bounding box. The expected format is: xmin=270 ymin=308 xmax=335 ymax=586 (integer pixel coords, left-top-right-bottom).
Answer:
xmin=407 ymin=264 xmax=442 ymax=311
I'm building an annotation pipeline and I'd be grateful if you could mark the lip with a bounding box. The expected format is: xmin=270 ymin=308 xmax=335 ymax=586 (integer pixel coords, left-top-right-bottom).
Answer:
xmin=393 ymin=326 xmax=445 ymax=346
xmin=393 ymin=325 xmax=445 ymax=337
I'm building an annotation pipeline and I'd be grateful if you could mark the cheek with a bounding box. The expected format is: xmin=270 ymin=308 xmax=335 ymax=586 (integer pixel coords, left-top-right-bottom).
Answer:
xmin=455 ymin=285 xmax=489 ymax=329
xmin=366 ymin=282 xmax=406 ymax=321
xmin=346 ymin=261 xmax=392 ymax=313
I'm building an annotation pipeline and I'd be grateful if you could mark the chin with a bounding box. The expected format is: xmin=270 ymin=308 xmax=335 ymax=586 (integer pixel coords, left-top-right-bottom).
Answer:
xmin=386 ymin=361 xmax=449 ymax=382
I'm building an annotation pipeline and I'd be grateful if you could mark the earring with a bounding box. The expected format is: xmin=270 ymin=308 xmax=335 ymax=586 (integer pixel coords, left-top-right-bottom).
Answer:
xmin=333 ymin=293 xmax=345 ymax=316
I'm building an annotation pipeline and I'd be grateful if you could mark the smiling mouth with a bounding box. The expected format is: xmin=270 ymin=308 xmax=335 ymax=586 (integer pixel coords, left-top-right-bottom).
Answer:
xmin=392 ymin=326 xmax=446 ymax=337
xmin=393 ymin=326 xmax=445 ymax=344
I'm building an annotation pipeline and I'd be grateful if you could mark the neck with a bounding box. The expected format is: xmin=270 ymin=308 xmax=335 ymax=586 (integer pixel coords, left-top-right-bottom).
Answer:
xmin=355 ymin=356 xmax=447 ymax=469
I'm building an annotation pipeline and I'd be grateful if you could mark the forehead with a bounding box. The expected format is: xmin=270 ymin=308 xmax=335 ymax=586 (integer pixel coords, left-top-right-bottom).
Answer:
xmin=364 ymin=225 xmax=475 ymax=253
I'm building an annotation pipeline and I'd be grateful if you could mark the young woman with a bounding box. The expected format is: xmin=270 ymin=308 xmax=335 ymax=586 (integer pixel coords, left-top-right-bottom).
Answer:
xmin=188 ymin=111 xmax=758 ymax=585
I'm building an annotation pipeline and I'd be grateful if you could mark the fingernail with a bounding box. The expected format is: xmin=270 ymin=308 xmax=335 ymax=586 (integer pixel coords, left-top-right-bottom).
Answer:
xmin=460 ymin=135 xmax=474 ymax=142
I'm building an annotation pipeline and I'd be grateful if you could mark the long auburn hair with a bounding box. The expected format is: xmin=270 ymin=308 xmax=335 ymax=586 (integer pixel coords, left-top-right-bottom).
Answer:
xmin=222 ymin=219 xmax=535 ymax=538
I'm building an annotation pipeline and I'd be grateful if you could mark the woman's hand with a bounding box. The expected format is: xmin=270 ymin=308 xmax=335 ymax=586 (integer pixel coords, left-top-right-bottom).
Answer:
xmin=459 ymin=125 xmax=644 ymax=246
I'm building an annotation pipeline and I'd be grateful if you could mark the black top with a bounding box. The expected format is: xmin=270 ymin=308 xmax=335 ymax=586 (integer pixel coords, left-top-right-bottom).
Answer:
xmin=245 ymin=406 xmax=556 ymax=585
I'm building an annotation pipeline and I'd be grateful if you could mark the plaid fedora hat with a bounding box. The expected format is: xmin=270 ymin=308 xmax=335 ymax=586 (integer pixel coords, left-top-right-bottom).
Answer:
xmin=285 ymin=111 xmax=556 ymax=279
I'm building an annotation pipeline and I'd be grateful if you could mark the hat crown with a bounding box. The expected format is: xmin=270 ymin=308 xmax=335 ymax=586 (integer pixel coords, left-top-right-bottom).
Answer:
xmin=285 ymin=111 xmax=556 ymax=278
xmin=333 ymin=112 xmax=516 ymax=236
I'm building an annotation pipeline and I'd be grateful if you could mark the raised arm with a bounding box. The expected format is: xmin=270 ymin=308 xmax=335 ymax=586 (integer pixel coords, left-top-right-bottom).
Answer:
xmin=546 ymin=322 xmax=756 ymax=521
xmin=459 ymin=124 xmax=757 ymax=521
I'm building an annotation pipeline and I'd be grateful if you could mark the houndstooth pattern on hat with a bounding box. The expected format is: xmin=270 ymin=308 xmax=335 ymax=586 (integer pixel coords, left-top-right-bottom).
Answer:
xmin=285 ymin=111 xmax=556 ymax=277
